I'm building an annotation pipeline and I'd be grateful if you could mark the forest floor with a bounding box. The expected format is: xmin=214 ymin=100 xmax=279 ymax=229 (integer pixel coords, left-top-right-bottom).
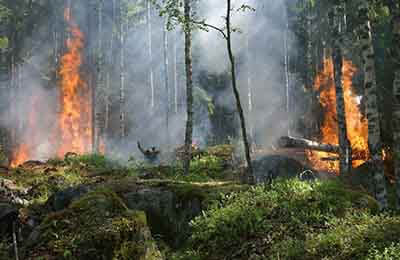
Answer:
xmin=0 ymin=146 xmax=399 ymax=259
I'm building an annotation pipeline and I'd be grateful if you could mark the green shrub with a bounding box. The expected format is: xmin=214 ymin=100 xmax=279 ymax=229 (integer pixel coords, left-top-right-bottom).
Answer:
xmin=306 ymin=213 xmax=400 ymax=259
xmin=188 ymin=179 xmax=380 ymax=260
xmin=367 ymin=243 xmax=400 ymax=260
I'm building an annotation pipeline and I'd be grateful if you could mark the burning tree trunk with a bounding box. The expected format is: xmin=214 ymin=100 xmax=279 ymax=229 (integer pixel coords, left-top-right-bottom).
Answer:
xmin=357 ymin=1 xmax=387 ymax=210
xmin=390 ymin=3 xmax=400 ymax=208
xmin=58 ymin=5 xmax=92 ymax=157
xmin=330 ymin=5 xmax=352 ymax=175
xmin=147 ymin=0 xmax=155 ymax=112
xmin=183 ymin=0 xmax=194 ymax=176
xmin=278 ymin=136 xmax=339 ymax=154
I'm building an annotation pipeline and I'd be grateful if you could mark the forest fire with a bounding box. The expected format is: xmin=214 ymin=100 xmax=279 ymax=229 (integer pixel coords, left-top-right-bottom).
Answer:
xmin=57 ymin=7 xmax=92 ymax=157
xmin=307 ymin=58 xmax=369 ymax=173
xmin=9 ymin=8 xmax=94 ymax=167
xmin=10 ymin=95 xmax=42 ymax=167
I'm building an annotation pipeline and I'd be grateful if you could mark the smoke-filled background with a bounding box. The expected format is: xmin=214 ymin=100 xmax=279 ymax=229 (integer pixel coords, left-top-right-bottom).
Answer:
xmin=0 ymin=0 xmax=299 ymax=163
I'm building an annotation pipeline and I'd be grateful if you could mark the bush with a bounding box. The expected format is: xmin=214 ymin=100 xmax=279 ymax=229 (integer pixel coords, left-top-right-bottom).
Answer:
xmin=188 ymin=179 xmax=381 ymax=260
xmin=306 ymin=213 xmax=400 ymax=259
xmin=367 ymin=243 xmax=400 ymax=260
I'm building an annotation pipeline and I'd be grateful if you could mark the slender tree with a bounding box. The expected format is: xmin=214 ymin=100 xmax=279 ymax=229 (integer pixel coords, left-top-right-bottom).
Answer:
xmin=147 ymin=0 xmax=155 ymax=112
xmin=94 ymin=0 xmax=104 ymax=152
xmin=119 ymin=0 xmax=126 ymax=139
xmin=357 ymin=0 xmax=387 ymax=210
xmin=182 ymin=0 xmax=193 ymax=175
xmin=330 ymin=4 xmax=351 ymax=175
xmin=174 ymin=29 xmax=179 ymax=114
xmin=163 ymin=18 xmax=170 ymax=147
xmin=226 ymin=0 xmax=253 ymax=182
xmin=389 ymin=1 xmax=400 ymax=208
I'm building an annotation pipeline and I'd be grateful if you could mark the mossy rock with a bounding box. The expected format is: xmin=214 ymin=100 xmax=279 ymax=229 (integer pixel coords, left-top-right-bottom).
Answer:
xmin=105 ymin=179 xmax=247 ymax=248
xmin=24 ymin=189 xmax=163 ymax=260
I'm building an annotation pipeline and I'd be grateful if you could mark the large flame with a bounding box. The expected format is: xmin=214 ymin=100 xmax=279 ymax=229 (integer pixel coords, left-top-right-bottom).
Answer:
xmin=57 ymin=7 xmax=92 ymax=157
xmin=307 ymin=58 xmax=369 ymax=172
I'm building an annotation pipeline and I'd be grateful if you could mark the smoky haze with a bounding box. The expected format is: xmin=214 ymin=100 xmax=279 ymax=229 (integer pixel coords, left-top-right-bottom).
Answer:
xmin=1 ymin=0 xmax=297 ymax=163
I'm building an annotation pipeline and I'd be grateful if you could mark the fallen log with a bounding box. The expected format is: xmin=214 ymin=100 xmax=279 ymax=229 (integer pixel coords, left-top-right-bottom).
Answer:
xmin=277 ymin=136 xmax=339 ymax=154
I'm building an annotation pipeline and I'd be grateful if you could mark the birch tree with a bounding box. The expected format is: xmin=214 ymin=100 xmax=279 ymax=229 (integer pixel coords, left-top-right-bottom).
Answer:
xmin=388 ymin=1 xmax=400 ymax=208
xmin=357 ymin=0 xmax=387 ymax=210
xmin=330 ymin=4 xmax=351 ymax=175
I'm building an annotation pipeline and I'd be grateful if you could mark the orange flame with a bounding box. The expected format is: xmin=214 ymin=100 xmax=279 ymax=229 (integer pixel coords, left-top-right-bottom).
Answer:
xmin=57 ymin=7 xmax=92 ymax=157
xmin=10 ymin=95 xmax=41 ymax=167
xmin=307 ymin=58 xmax=369 ymax=173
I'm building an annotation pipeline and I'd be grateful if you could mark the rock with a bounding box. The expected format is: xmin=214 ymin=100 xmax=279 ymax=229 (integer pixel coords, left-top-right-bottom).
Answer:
xmin=120 ymin=181 xmax=238 ymax=248
xmin=0 ymin=177 xmax=29 ymax=205
xmin=123 ymin=187 xmax=201 ymax=247
xmin=0 ymin=203 xmax=18 ymax=237
xmin=46 ymin=184 xmax=91 ymax=211
xmin=252 ymin=155 xmax=312 ymax=184
xmin=24 ymin=189 xmax=163 ymax=260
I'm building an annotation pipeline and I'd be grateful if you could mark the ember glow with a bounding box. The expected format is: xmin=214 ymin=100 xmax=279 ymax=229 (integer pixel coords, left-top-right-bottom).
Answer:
xmin=57 ymin=7 xmax=92 ymax=157
xmin=307 ymin=58 xmax=369 ymax=173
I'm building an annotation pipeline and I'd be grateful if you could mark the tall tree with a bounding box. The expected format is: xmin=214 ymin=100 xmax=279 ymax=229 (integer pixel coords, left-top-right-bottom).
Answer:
xmin=119 ymin=0 xmax=126 ymax=139
xmin=357 ymin=0 xmax=387 ymax=210
xmin=147 ymin=0 xmax=155 ymax=112
xmin=389 ymin=1 xmax=400 ymax=208
xmin=94 ymin=0 xmax=104 ymax=152
xmin=226 ymin=0 xmax=253 ymax=182
xmin=182 ymin=0 xmax=194 ymax=175
xmin=330 ymin=4 xmax=351 ymax=175
xmin=163 ymin=18 xmax=170 ymax=147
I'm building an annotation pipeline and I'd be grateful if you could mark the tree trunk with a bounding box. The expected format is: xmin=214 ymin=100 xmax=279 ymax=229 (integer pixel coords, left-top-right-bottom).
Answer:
xmin=104 ymin=0 xmax=117 ymax=139
xmin=246 ymin=32 xmax=254 ymax=148
xmin=331 ymin=5 xmax=352 ymax=175
xmin=283 ymin=8 xmax=290 ymax=136
xmin=147 ymin=0 xmax=155 ymax=112
xmin=358 ymin=1 xmax=387 ymax=210
xmin=390 ymin=3 xmax=400 ymax=208
xmin=94 ymin=0 xmax=104 ymax=152
xmin=226 ymin=0 xmax=253 ymax=183
xmin=163 ymin=19 xmax=170 ymax=147
xmin=119 ymin=0 xmax=125 ymax=139
xmin=174 ymin=29 xmax=178 ymax=114
xmin=278 ymin=136 xmax=339 ymax=153
xmin=183 ymin=0 xmax=194 ymax=175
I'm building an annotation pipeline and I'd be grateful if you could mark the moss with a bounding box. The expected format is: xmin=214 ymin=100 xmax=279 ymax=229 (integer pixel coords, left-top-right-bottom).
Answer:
xmin=187 ymin=179 xmax=381 ymax=260
xmin=25 ymin=189 xmax=162 ymax=260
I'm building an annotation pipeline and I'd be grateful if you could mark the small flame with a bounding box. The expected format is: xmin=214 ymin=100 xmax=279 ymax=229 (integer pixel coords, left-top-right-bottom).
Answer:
xmin=307 ymin=58 xmax=369 ymax=172
xmin=10 ymin=95 xmax=41 ymax=167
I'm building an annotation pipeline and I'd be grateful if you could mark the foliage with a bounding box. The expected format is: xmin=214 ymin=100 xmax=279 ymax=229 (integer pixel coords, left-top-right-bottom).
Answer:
xmin=185 ymin=179 xmax=380 ymax=259
xmin=63 ymin=153 xmax=120 ymax=170
xmin=367 ymin=243 xmax=400 ymax=260
xmin=306 ymin=213 xmax=400 ymax=260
